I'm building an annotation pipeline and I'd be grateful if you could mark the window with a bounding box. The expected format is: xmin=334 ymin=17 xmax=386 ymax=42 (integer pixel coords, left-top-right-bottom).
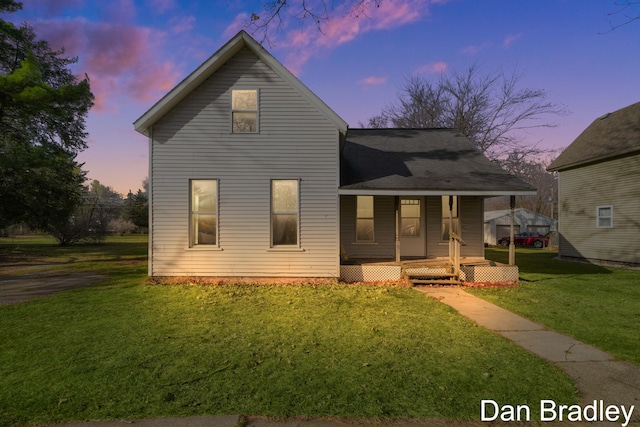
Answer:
xmin=232 ymin=89 xmax=258 ymax=133
xmin=356 ymin=196 xmax=374 ymax=242
xmin=271 ymin=180 xmax=299 ymax=246
xmin=597 ymin=205 xmax=613 ymax=228
xmin=190 ymin=180 xmax=218 ymax=246
xmin=401 ymin=199 xmax=421 ymax=237
xmin=441 ymin=196 xmax=459 ymax=240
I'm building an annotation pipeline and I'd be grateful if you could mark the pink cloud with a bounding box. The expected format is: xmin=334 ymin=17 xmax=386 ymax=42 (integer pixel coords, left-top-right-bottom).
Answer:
xmin=32 ymin=18 xmax=181 ymax=111
xmin=223 ymin=13 xmax=249 ymax=39
xmin=147 ymin=0 xmax=176 ymax=14
xmin=316 ymin=0 xmax=426 ymax=48
xmin=170 ymin=15 xmax=196 ymax=34
xmin=415 ymin=61 xmax=448 ymax=74
xmin=276 ymin=0 xmax=432 ymax=73
xmin=503 ymin=33 xmax=522 ymax=48
xmin=359 ymin=76 xmax=388 ymax=86
xmin=21 ymin=0 xmax=83 ymax=15
xmin=101 ymin=0 xmax=137 ymax=23
xmin=462 ymin=42 xmax=491 ymax=55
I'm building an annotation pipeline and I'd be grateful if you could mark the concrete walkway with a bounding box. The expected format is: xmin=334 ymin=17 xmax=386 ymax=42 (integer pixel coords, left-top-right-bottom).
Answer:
xmin=417 ymin=286 xmax=640 ymax=426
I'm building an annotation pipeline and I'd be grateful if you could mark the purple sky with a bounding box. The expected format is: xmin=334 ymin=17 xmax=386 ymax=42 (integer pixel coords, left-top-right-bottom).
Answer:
xmin=9 ymin=0 xmax=640 ymax=195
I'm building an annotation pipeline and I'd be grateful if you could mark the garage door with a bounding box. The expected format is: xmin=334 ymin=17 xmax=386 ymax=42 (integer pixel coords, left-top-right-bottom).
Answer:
xmin=496 ymin=224 xmax=520 ymax=241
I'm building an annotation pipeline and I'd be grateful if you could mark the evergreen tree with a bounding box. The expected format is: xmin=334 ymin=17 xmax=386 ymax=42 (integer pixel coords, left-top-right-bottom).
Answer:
xmin=0 ymin=1 xmax=94 ymax=234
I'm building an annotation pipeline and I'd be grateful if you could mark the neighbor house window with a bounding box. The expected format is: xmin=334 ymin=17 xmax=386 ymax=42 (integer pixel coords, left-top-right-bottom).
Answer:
xmin=232 ymin=89 xmax=258 ymax=133
xmin=401 ymin=199 xmax=421 ymax=237
xmin=190 ymin=180 xmax=218 ymax=246
xmin=596 ymin=205 xmax=613 ymax=228
xmin=441 ymin=196 xmax=459 ymax=240
xmin=271 ymin=179 xmax=299 ymax=246
xmin=356 ymin=196 xmax=374 ymax=242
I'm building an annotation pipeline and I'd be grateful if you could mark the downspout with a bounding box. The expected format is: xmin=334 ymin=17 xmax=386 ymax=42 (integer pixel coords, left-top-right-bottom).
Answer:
xmin=395 ymin=196 xmax=400 ymax=263
xmin=509 ymin=195 xmax=515 ymax=266
xmin=147 ymin=127 xmax=153 ymax=277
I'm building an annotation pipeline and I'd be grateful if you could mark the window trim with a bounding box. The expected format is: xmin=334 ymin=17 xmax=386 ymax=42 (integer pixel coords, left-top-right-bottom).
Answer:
xmin=189 ymin=179 xmax=219 ymax=248
xmin=270 ymin=179 xmax=300 ymax=248
xmin=231 ymin=89 xmax=259 ymax=133
xmin=355 ymin=195 xmax=375 ymax=243
xmin=596 ymin=205 xmax=613 ymax=228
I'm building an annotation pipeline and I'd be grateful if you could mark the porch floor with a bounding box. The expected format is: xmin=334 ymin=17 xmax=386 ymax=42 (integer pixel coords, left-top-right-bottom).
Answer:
xmin=339 ymin=257 xmax=513 ymax=285
xmin=342 ymin=257 xmax=496 ymax=268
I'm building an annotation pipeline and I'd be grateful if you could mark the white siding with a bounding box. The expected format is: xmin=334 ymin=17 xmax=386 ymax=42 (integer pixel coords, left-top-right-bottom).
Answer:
xmin=150 ymin=48 xmax=339 ymax=276
xmin=340 ymin=195 xmax=396 ymax=259
xmin=426 ymin=196 xmax=484 ymax=258
xmin=340 ymin=195 xmax=485 ymax=259
xmin=558 ymin=154 xmax=640 ymax=264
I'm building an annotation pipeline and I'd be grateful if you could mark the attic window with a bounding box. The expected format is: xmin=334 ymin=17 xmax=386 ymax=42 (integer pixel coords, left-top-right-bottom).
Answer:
xmin=232 ymin=89 xmax=258 ymax=133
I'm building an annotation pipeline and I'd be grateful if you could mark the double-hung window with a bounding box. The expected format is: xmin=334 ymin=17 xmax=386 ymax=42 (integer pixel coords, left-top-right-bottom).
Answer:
xmin=231 ymin=89 xmax=258 ymax=133
xmin=356 ymin=195 xmax=374 ymax=242
xmin=441 ymin=195 xmax=459 ymax=241
xmin=190 ymin=180 xmax=218 ymax=247
xmin=271 ymin=179 xmax=299 ymax=247
xmin=596 ymin=205 xmax=613 ymax=228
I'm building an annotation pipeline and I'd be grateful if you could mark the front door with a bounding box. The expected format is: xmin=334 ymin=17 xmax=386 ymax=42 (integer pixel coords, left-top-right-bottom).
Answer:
xmin=400 ymin=197 xmax=426 ymax=257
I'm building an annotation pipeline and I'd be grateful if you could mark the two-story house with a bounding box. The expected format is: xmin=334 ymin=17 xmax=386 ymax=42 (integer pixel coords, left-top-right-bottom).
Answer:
xmin=134 ymin=31 xmax=535 ymax=280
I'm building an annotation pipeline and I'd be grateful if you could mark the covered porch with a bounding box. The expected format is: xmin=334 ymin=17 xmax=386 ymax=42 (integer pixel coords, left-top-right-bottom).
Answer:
xmin=338 ymin=129 xmax=537 ymax=285
xmin=339 ymin=256 xmax=519 ymax=286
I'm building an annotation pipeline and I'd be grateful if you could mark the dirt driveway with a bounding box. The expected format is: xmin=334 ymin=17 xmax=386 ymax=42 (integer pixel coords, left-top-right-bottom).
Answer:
xmin=0 ymin=270 xmax=107 ymax=305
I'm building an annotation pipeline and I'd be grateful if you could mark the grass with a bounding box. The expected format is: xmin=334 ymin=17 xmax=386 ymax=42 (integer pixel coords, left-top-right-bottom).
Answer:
xmin=472 ymin=248 xmax=640 ymax=365
xmin=0 ymin=237 xmax=576 ymax=425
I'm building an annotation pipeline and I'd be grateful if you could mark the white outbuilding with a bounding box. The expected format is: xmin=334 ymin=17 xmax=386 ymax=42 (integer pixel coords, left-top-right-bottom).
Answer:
xmin=484 ymin=208 xmax=556 ymax=246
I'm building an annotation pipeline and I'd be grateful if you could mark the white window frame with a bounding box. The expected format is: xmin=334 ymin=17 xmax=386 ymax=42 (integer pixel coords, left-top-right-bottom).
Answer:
xmin=189 ymin=179 xmax=219 ymax=248
xmin=355 ymin=195 xmax=375 ymax=243
xmin=270 ymin=179 xmax=300 ymax=248
xmin=596 ymin=205 xmax=613 ymax=228
xmin=231 ymin=89 xmax=258 ymax=133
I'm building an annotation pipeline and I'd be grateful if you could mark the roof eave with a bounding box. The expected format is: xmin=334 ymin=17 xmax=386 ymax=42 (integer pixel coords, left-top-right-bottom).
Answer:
xmin=338 ymin=189 xmax=537 ymax=196
xmin=548 ymin=146 xmax=640 ymax=172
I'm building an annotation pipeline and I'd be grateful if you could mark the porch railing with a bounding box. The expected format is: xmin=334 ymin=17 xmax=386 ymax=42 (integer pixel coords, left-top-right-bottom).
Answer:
xmin=449 ymin=231 xmax=465 ymax=277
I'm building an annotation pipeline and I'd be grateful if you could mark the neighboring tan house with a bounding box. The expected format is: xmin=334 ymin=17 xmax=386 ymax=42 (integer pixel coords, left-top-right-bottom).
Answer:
xmin=484 ymin=208 xmax=556 ymax=246
xmin=134 ymin=31 xmax=535 ymax=279
xmin=548 ymin=101 xmax=640 ymax=266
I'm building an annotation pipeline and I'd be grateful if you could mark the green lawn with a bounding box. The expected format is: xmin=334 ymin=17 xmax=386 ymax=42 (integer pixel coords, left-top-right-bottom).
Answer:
xmin=473 ymin=248 xmax=640 ymax=365
xmin=0 ymin=236 xmax=576 ymax=425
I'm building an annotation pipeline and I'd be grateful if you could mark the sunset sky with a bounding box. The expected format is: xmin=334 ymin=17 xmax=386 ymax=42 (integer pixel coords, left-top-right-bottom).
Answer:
xmin=8 ymin=0 xmax=640 ymax=195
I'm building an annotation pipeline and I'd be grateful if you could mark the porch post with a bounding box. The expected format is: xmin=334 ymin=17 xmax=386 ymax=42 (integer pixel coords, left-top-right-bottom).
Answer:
xmin=395 ymin=196 xmax=400 ymax=263
xmin=509 ymin=195 xmax=516 ymax=266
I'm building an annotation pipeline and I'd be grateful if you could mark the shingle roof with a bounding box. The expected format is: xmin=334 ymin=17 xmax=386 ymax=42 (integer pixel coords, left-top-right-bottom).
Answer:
xmin=339 ymin=129 xmax=536 ymax=195
xmin=548 ymin=101 xmax=640 ymax=171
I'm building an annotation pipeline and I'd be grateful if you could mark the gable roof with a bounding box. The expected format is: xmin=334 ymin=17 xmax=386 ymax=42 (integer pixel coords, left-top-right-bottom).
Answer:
xmin=339 ymin=129 xmax=536 ymax=196
xmin=548 ymin=101 xmax=640 ymax=171
xmin=134 ymin=31 xmax=348 ymax=136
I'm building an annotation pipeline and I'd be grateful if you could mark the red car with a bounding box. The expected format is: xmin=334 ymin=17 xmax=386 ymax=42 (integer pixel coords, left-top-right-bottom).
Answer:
xmin=498 ymin=232 xmax=549 ymax=248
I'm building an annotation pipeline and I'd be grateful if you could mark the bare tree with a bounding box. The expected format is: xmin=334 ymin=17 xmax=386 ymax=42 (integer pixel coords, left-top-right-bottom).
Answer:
xmin=249 ymin=0 xmax=384 ymax=42
xmin=605 ymin=1 xmax=640 ymax=31
xmin=497 ymin=152 xmax=558 ymax=218
xmin=367 ymin=64 xmax=568 ymax=161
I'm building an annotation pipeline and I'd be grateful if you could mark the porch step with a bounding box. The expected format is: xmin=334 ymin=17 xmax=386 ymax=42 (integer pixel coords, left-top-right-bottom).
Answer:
xmin=411 ymin=278 xmax=462 ymax=285
xmin=406 ymin=272 xmax=457 ymax=278
xmin=405 ymin=270 xmax=460 ymax=286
